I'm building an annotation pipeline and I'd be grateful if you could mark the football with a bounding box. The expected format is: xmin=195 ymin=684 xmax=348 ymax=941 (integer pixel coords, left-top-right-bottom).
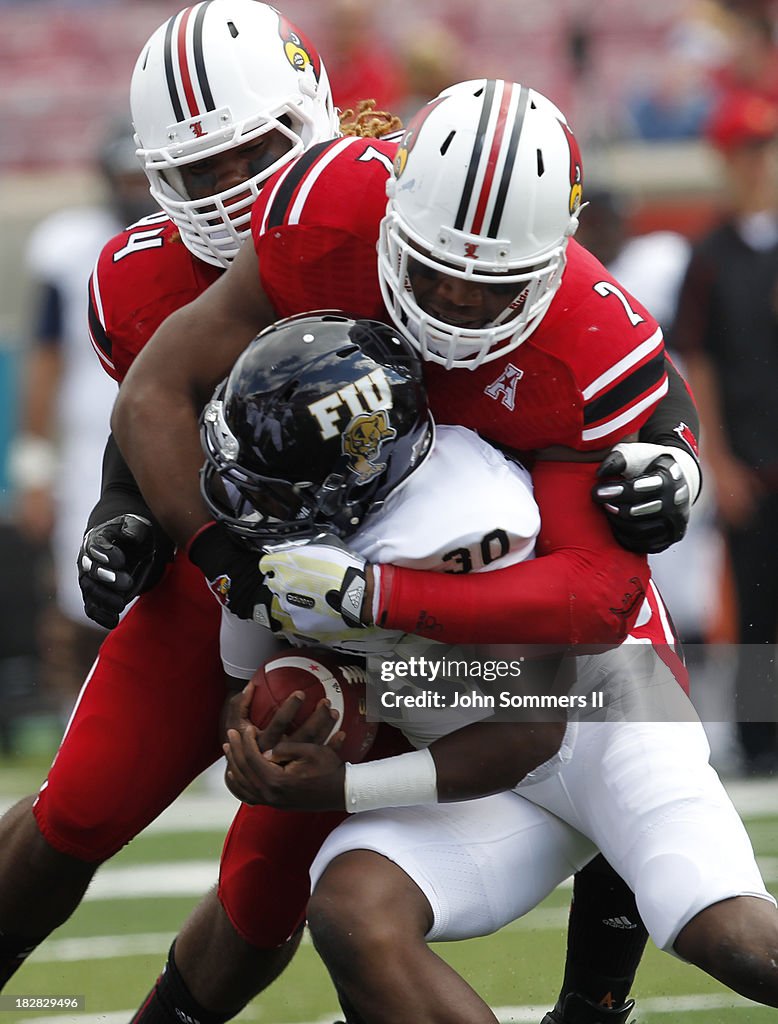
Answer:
xmin=248 ymin=647 xmax=377 ymax=763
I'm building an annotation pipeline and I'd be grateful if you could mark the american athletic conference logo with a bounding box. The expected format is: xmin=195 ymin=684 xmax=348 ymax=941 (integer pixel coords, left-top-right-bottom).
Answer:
xmin=485 ymin=363 xmax=524 ymax=411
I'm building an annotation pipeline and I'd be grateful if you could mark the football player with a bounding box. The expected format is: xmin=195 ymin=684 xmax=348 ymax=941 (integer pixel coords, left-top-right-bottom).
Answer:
xmin=210 ymin=314 xmax=773 ymax=1022
xmin=108 ymin=79 xmax=706 ymax=1024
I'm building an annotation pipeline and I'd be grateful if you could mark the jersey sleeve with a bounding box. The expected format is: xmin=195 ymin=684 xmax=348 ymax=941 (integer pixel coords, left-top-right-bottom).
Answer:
xmin=377 ymin=460 xmax=650 ymax=645
xmin=544 ymin=241 xmax=669 ymax=450
xmin=251 ymin=136 xmax=396 ymax=321
xmin=88 ymin=214 xmax=220 ymax=383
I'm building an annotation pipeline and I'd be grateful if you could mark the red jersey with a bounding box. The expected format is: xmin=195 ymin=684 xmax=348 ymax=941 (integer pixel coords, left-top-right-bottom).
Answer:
xmin=251 ymin=136 xmax=665 ymax=647
xmin=251 ymin=136 xmax=667 ymax=454
xmin=88 ymin=212 xmax=221 ymax=383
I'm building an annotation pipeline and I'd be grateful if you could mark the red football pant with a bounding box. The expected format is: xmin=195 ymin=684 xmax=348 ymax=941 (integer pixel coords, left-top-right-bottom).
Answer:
xmin=33 ymin=553 xmax=225 ymax=861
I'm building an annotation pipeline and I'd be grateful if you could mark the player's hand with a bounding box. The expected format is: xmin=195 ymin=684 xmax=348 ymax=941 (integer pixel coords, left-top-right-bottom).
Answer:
xmin=78 ymin=514 xmax=158 ymax=629
xmin=224 ymin=727 xmax=347 ymax=810
xmin=188 ymin=521 xmax=288 ymax=628
xmin=260 ymin=533 xmax=372 ymax=636
xmin=592 ymin=442 xmax=701 ymax=554
xmin=221 ymin=680 xmax=338 ymax=750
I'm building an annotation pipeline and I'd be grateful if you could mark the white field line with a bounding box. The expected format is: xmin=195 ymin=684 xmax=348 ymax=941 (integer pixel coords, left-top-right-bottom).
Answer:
xmin=0 ymin=772 xmax=774 ymax=832
xmin=82 ymin=853 xmax=778 ymax=905
xmin=84 ymin=861 xmax=218 ymax=901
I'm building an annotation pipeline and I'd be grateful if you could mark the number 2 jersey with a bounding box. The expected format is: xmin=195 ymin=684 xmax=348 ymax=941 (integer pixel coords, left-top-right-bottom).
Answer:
xmin=250 ymin=136 xmax=675 ymax=648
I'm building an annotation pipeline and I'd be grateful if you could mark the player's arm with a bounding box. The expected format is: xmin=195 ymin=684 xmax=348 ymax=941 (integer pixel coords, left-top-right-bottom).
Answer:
xmin=111 ymin=240 xmax=275 ymax=546
xmin=258 ymin=460 xmax=650 ymax=645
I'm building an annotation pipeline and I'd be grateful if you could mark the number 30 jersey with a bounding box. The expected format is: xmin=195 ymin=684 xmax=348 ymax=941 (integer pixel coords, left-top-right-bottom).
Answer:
xmin=221 ymin=424 xmax=539 ymax=671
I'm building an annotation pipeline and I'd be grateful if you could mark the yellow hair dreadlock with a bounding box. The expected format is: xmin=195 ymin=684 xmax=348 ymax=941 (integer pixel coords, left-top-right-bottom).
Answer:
xmin=338 ymin=99 xmax=403 ymax=139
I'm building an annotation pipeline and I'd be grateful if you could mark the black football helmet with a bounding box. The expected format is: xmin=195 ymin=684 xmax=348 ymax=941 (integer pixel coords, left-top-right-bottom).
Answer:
xmin=200 ymin=312 xmax=434 ymax=546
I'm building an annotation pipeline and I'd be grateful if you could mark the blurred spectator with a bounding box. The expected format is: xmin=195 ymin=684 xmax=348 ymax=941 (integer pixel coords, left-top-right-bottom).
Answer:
xmin=624 ymin=0 xmax=734 ymax=141
xmin=324 ymin=0 xmax=406 ymax=117
xmin=673 ymin=89 xmax=778 ymax=775
xmin=710 ymin=6 xmax=778 ymax=104
xmin=7 ymin=119 xmax=155 ymax=718
xmin=397 ymin=22 xmax=464 ymax=124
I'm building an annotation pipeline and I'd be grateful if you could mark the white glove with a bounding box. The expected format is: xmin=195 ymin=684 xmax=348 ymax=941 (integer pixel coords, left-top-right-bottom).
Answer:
xmin=260 ymin=534 xmax=372 ymax=638
xmin=605 ymin=442 xmax=701 ymax=504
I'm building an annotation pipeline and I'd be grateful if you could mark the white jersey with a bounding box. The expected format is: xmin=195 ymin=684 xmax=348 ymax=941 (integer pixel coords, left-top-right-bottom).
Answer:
xmin=220 ymin=424 xmax=539 ymax=747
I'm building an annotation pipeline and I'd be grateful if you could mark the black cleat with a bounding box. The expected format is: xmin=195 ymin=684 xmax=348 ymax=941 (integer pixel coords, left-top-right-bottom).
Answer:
xmin=540 ymin=992 xmax=636 ymax=1024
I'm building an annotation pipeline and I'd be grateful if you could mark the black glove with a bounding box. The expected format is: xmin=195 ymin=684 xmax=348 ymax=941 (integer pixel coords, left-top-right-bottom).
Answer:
xmin=78 ymin=514 xmax=161 ymax=629
xmin=188 ymin=520 xmax=279 ymax=626
xmin=593 ymin=449 xmax=691 ymax=555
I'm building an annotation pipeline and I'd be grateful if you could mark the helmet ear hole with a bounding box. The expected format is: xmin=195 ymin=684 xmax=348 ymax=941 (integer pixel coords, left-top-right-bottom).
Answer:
xmin=199 ymin=314 xmax=434 ymax=547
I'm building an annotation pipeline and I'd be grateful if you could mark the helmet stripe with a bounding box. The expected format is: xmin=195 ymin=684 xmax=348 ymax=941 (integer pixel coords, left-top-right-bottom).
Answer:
xmin=487 ymin=84 xmax=528 ymax=238
xmin=470 ymin=81 xmax=514 ymax=235
xmin=192 ymin=1 xmax=216 ymax=111
xmin=176 ymin=6 xmax=200 ymax=117
xmin=176 ymin=5 xmax=201 ymax=117
xmin=163 ymin=11 xmax=186 ymax=122
xmin=164 ymin=2 xmax=215 ymax=122
xmin=453 ymin=79 xmax=495 ymax=232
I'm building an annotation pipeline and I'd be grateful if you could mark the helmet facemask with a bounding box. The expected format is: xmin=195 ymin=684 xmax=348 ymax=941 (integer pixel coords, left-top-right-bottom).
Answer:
xmin=378 ymin=207 xmax=569 ymax=370
xmin=141 ymin=106 xmax=312 ymax=267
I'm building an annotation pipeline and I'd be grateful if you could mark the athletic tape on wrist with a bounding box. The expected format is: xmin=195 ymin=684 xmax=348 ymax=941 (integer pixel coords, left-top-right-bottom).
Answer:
xmin=344 ymin=747 xmax=438 ymax=813
xmin=370 ymin=564 xmax=382 ymax=626
xmin=670 ymin=447 xmax=702 ymax=504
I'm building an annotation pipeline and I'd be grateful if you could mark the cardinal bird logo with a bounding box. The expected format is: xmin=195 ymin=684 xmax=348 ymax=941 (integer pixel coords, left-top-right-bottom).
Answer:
xmin=558 ymin=119 xmax=583 ymax=216
xmin=278 ymin=15 xmax=322 ymax=82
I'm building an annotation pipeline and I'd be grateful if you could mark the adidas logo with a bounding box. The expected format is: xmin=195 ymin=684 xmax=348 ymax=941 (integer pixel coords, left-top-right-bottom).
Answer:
xmin=602 ymin=915 xmax=638 ymax=929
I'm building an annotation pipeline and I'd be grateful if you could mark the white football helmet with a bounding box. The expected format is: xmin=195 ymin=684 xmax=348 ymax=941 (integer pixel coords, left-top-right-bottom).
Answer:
xmin=131 ymin=1 xmax=339 ymax=266
xmin=378 ymin=79 xmax=583 ymax=369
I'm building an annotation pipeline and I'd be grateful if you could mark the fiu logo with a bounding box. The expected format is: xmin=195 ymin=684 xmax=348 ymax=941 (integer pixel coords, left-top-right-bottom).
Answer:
xmin=557 ymin=119 xmax=583 ymax=216
xmin=307 ymin=366 xmax=394 ymax=439
xmin=394 ymin=95 xmax=447 ymax=179
xmin=278 ymin=15 xmax=322 ymax=81
xmin=343 ymin=411 xmax=397 ymax=484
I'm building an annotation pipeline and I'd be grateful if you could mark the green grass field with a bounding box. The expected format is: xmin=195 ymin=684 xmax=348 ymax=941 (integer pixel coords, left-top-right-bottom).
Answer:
xmin=0 ymin=740 xmax=777 ymax=1024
